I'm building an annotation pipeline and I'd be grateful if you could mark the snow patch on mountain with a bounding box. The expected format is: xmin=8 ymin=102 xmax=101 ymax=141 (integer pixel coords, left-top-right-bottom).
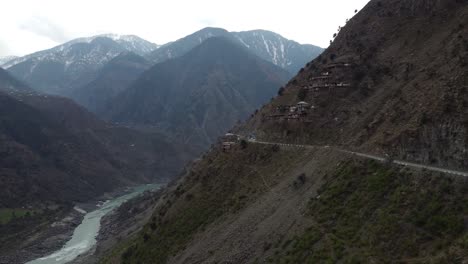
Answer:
xmin=0 ymin=56 xmax=19 ymax=67
xmin=4 ymin=34 xmax=158 ymax=69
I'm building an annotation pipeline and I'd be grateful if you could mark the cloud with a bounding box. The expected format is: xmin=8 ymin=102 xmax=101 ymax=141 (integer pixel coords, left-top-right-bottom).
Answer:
xmin=19 ymin=16 xmax=70 ymax=44
xmin=0 ymin=40 xmax=14 ymax=57
xmin=1 ymin=0 xmax=372 ymax=56
xmin=199 ymin=19 xmax=217 ymax=27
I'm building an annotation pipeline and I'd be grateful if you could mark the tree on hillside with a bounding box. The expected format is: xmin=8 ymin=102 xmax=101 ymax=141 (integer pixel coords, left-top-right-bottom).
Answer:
xmin=297 ymin=88 xmax=307 ymax=101
xmin=278 ymin=87 xmax=285 ymax=96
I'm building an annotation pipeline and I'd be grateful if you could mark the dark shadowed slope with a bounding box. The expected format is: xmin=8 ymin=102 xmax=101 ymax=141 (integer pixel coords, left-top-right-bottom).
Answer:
xmin=0 ymin=73 xmax=186 ymax=208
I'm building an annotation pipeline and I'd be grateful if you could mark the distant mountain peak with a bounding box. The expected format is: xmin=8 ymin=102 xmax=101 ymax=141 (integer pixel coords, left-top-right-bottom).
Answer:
xmin=0 ymin=55 xmax=19 ymax=67
xmin=5 ymin=34 xmax=158 ymax=95
xmin=148 ymin=27 xmax=323 ymax=74
xmin=106 ymin=35 xmax=291 ymax=150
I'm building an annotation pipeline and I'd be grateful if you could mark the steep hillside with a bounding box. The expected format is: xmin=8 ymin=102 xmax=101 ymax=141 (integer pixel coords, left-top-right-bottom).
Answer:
xmin=245 ymin=0 xmax=468 ymax=170
xmin=102 ymin=0 xmax=468 ymax=263
xmin=0 ymin=74 xmax=186 ymax=208
xmin=147 ymin=27 xmax=323 ymax=74
xmin=71 ymin=52 xmax=152 ymax=113
xmin=104 ymin=145 xmax=467 ymax=264
xmin=107 ymin=37 xmax=291 ymax=150
xmin=5 ymin=35 xmax=157 ymax=96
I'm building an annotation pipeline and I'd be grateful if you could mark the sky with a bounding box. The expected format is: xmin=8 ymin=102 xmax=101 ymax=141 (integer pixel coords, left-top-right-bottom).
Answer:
xmin=0 ymin=0 xmax=370 ymax=57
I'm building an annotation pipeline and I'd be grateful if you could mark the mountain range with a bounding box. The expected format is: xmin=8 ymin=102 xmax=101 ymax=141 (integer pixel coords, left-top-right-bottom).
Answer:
xmin=2 ymin=28 xmax=322 ymax=98
xmin=1 ymin=26 xmax=326 ymax=262
xmin=106 ymin=37 xmax=291 ymax=150
xmin=3 ymin=35 xmax=158 ymax=95
xmin=0 ymin=68 xmax=187 ymax=208
xmin=148 ymin=27 xmax=323 ymax=74
xmin=70 ymin=51 xmax=152 ymax=113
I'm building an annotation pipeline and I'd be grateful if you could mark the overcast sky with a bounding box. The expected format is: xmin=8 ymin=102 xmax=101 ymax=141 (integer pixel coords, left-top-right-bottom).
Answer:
xmin=0 ymin=0 xmax=370 ymax=57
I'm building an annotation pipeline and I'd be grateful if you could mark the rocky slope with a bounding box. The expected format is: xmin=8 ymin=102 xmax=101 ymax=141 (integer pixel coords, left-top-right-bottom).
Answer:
xmin=245 ymin=0 xmax=468 ymax=170
xmin=148 ymin=27 xmax=323 ymax=74
xmin=102 ymin=0 xmax=468 ymax=263
xmin=106 ymin=37 xmax=291 ymax=151
xmin=4 ymin=35 xmax=157 ymax=95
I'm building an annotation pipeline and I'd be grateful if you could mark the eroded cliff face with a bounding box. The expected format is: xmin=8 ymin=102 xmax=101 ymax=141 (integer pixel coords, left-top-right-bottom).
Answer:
xmin=243 ymin=0 xmax=468 ymax=169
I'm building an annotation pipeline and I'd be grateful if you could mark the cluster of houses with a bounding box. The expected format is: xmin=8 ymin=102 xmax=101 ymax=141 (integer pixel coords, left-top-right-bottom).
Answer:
xmin=220 ymin=133 xmax=241 ymax=152
xmin=305 ymin=62 xmax=353 ymax=90
xmin=265 ymin=61 xmax=354 ymax=122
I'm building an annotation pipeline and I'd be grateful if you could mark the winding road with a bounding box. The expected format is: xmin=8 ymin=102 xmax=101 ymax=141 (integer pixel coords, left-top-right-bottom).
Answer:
xmin=249 ymin=140 xmax=468 ymax=177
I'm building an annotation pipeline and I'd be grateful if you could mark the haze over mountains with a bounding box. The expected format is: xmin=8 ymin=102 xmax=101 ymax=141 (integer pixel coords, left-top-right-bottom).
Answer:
xmin=1 ymin=28 xmax=321 ymax=96
xmin=71 ymin=51 xmax=153 ymax=113
xmin=0 ymin=27 xmax=321 ymax=210
xmin=0 ymin=68 xmax=186 ymax=208
xmin=147 ymin=27 xmax=323 ymax=74
xmin=1 ymin=27 xmax=322 ymax=152
xmin=107 ymin=37 xmax=291 ymax=149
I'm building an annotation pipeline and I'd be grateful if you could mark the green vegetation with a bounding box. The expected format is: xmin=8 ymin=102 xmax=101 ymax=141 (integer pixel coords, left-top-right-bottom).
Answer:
xmin=273 ymin=160 xmax=468 ymax=263
xmin=0 ymin=208 xmax=38 ymax=225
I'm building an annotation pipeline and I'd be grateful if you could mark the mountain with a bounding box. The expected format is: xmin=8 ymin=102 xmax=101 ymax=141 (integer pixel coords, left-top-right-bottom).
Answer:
xmin=148 ymin=27 xmax=323 ymax=74
xmin=90 ymin=34 xmax=159 ymax=55
xmin=101 ymin=0 xmax=468 ymax=263
xmin=231 ymin=30 xmax=324 ymax=74
xmin=0 ymin=72 xmax=186 ymax=208
xmin=106 ymin=37 xmax=291 ymax=150
xmin=0 ymin=56 xmax=18 ymax=67
xmin=0 ymin=68 xmax=34 ymax=93
xmin=4 ymin=35 xmax=157 ymax=95
xmin=70 ymin=52 xmax=152 ymax=113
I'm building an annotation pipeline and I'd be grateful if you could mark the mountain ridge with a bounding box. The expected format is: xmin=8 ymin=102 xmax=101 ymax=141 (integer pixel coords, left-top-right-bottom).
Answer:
xmin=148 ymin=27 xmax=323 ymax=74
xmin=106 ymin=36 xmax=291 ymax=151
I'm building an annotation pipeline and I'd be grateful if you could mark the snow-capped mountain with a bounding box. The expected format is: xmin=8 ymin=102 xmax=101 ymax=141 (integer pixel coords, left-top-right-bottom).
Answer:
xmin=0 ymin=56 xmax=19 ymax=67
xmin=5 ymin=35 xmax=158 ymax=95
xmin=231 ymin=30 xmax=323 ymax=74
xmin=68 ymin=34 xmax=159 ymax=55
xmin=148 ymin=27 xmax=323 ymax=74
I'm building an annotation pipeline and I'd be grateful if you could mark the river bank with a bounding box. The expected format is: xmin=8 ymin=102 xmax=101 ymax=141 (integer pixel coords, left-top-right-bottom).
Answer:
xmin=71 ymin=186 xmax=163 ymax=264
xmin=0 ymin=184 xmax=162 ymax=264
xmin=0 ymin=208 xmax=84 ymax=264
xmin=26 ymin=184 xmax=162 ymax=264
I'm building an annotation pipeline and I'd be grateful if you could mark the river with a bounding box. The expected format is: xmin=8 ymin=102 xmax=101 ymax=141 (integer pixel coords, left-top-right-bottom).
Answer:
xmin=27 ymin=184 xmax=161 ymax=264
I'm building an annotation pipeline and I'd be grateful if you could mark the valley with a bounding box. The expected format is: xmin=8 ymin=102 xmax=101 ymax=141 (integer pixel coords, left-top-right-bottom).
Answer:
xmin=1 ymin=0 xmax=467 ymax=263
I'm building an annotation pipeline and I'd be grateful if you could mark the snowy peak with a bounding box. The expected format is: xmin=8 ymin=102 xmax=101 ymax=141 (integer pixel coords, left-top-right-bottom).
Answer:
xmin=80 ymin=34 xmax=159 ymax=55
xmin=5 ymin=34 xmax=158 ymax=95
xmin=0 ymin=56 xmax=19 ymax=67
xmin=232 ymin=30 xmax=323 ymax=73
xmin=3 ymin=34 xmax=158 ymax=69
xmin=148 ymin=27 xmax=323 ymax=74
